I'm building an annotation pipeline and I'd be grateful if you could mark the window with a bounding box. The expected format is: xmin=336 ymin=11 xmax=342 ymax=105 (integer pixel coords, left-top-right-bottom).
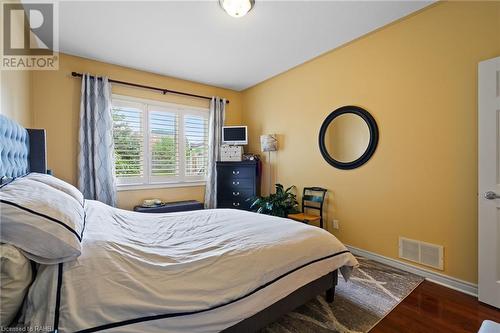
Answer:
xmin=112 ymin=96 xmax=208 ymax=188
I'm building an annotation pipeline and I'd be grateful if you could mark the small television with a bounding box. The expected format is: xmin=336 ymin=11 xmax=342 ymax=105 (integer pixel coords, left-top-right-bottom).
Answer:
xmin=222 ymin=126 xmax=248 ymax=145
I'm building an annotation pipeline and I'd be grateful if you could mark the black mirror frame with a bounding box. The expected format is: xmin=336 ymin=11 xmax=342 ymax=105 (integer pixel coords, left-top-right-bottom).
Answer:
xmin=318 ymin=105 xmax=379 ymax=170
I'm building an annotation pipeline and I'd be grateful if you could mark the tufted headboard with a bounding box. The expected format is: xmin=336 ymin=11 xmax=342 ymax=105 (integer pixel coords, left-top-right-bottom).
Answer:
xmin=0 ymin=115 xmax=47 ymax=181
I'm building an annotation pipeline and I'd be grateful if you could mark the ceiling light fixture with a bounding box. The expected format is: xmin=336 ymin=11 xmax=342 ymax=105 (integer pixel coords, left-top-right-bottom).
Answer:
xmin=219 ymin=0 xmax=255 ymax=18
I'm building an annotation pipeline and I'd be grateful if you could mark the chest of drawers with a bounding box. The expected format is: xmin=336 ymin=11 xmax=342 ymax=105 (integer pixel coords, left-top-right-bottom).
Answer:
xmin=216 ymin=161 xmax=261 ymax=211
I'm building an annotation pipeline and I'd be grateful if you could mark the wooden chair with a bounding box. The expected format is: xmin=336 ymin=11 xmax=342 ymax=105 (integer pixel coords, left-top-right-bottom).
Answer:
xmin=288 ymin=187 xmax=327 ymax=229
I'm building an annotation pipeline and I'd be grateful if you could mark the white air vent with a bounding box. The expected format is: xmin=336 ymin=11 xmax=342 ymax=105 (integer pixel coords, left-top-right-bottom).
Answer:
xmin=399 ymin=237 xmax=443 ymax=270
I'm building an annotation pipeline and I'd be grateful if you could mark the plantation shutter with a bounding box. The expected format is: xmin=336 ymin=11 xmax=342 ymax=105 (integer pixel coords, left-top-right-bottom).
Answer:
xmin=112 ymin=96 xmax=209 ymax=186
xmin=149 ymin=109 xmax=179 ymax=180
xmin=184 ymin=114 xmax=209 ymax=177
xmin=112 ymin=102 xmax=145 ymax=184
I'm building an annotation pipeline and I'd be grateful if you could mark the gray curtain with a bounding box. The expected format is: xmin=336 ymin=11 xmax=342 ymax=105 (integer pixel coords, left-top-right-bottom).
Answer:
xmin=204 ymin=97 xmax=226 ymax=209
xmin=77 ymin=74 xmax=117 ymax=206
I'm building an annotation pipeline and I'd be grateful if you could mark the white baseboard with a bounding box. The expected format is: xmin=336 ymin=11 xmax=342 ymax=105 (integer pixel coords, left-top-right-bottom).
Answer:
xmin=345 ymin=245 xmax=478 ymax=297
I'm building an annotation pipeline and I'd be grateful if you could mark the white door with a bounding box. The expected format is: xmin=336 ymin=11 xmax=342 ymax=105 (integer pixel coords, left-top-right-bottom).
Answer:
xmin=478 ymin=56 xmax=500 ymax=308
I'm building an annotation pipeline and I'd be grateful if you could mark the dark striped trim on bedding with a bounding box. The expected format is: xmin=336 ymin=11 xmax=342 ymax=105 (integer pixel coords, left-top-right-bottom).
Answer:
xmin=58 ymin=250 xmax=351 ymax=333
xmin=0 ymin=199 xmax=83 ymax=242
xmin=80 ymin=201 xmax=87 ymax=240
xmin=54 ymin=263 xmax=64 ymax=333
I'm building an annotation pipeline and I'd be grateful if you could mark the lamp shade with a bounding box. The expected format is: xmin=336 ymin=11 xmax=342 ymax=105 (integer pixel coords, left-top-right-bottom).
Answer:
xmin=260 ymin=134 xmax=278 ymax=152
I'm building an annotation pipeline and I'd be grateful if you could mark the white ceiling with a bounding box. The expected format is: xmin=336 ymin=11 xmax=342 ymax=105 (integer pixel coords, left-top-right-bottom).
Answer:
xmin=58 ymin=1 xmax=433 ymax=91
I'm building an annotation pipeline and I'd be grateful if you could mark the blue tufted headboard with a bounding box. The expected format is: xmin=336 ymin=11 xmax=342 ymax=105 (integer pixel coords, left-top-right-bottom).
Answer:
xmin=0 ymin=115 xmax=47 ymax=181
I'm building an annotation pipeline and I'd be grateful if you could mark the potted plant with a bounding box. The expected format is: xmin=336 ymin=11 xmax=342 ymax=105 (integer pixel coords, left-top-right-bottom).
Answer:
xmin=249 ymin=184 xmax=299 ymax=217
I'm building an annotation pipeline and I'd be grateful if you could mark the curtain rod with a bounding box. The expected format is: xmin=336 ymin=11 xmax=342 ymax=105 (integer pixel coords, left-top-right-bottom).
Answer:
xmin=71 ymin=72 xmax=229 ymax=104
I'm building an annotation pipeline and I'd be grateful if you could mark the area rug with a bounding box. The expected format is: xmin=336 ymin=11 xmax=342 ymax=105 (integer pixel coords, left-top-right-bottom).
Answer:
xmin=261 ymin=256 xmax=424 ymax=333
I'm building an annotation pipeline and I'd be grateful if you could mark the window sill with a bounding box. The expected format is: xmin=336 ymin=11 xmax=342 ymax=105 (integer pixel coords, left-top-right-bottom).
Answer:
xmin=116 ymin=181 xmax=206 ymax=192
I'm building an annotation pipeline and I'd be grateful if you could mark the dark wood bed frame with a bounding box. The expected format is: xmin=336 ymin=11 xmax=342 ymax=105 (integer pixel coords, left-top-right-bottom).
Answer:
xmin=223 ymin=271 xmax=338 ymax=332
xmin=1 ymin=117 xmax=339 ymax=333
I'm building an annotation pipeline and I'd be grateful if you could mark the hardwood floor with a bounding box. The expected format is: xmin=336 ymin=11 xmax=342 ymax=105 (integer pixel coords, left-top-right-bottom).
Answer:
xmin=371 ymin=281 xmax=500 ymax=333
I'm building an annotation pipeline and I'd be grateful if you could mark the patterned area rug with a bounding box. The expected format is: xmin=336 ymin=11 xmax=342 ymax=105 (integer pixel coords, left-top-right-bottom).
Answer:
xmin=262 ymin=256 xmax=424 ymax=333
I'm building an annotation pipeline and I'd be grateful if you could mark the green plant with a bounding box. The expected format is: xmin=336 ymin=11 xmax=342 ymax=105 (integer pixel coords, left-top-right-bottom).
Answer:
xmin=249 ymin=184 xmax=299 ymax=217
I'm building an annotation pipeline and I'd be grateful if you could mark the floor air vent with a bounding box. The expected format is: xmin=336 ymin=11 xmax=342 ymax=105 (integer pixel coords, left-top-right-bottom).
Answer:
xmin=399 ymin=237 xmax=443 ymax=270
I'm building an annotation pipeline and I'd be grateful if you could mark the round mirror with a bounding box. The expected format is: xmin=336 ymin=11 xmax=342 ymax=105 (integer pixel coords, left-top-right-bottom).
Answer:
xmin=319 ymin=106 xmax=378 ymax=170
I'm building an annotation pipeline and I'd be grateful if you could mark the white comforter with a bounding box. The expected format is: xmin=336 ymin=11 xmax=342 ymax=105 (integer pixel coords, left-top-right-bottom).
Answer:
xmin=21 ymin=201 xmax=358 ymax=333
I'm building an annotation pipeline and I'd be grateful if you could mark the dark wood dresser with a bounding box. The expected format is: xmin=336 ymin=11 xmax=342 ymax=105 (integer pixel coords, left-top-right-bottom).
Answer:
xmin=216 ymin=161 xmax=261 ymax=211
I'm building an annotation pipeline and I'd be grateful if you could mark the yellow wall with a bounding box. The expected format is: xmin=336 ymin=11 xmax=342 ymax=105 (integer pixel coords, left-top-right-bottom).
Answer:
xmin=1 ymin=70 xmax=32 ymax=127
xmin=31 ymin=53 xmax=243 ymax=209
xmin=241 ymin=1 xmax=500 ymax=283
xmin=0 ymin=0 xmax=32 ymax=127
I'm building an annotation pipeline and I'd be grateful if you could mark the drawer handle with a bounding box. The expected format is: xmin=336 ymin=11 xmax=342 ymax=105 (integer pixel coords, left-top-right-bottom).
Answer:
xmin=233 ymin=192 xmax=240 ymax=196
xmin=232 ymin=170 xmax=240 ymax=175
xmin=232 ymin=202 xmax=240 ymax=207
xmin=232 ymin=181 xmax=240 ymax=185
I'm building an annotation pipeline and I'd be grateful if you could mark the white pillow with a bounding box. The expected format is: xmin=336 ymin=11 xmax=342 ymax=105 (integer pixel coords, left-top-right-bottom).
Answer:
xmin=24 ymin=172 xmax=84 ymax=206
xmin=0 ymin=177 xmax=84 ymax=264
xmin=0 ymin=243 xmax=32 ymax=327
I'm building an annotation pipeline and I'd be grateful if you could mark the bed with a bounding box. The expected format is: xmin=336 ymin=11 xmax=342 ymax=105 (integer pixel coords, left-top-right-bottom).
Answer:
xmin=0 ymin=115 xmax=358 ymax=333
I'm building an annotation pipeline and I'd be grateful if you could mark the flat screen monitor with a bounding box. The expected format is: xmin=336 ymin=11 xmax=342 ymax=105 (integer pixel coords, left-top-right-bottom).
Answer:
xmin=222 ymin=126 xmax=247 ymax=145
